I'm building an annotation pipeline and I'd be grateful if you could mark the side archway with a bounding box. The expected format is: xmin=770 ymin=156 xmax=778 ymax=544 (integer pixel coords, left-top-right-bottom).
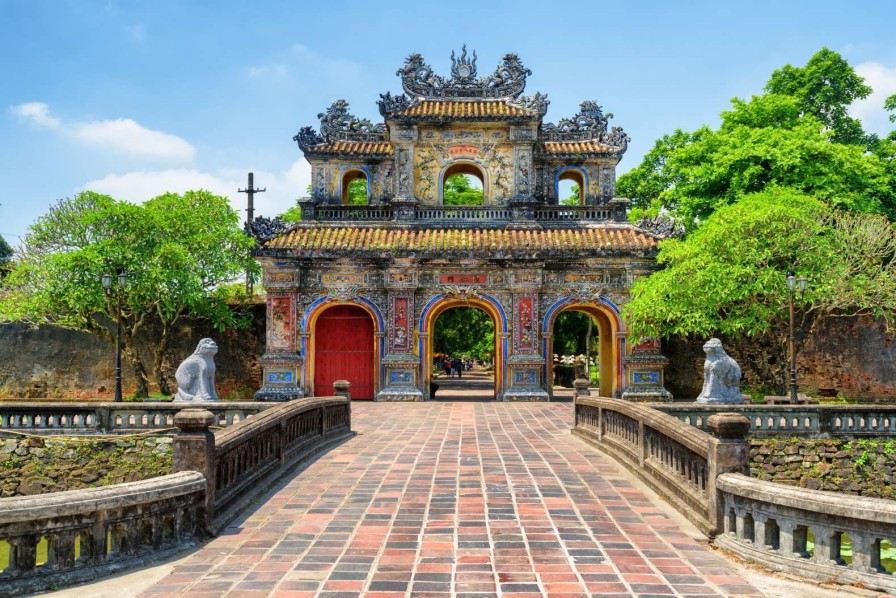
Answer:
xmin=301 ymin=296 xmax=385 ymax=399
xmin=339 ymin=167 xmax=371 ymax=205
xmin=543 ymin=297 xmax=624 ymax=398
xmin=554 ymin=167 xmax=588 ymax=205
xmin=419 ymin=293 xmax=508 ymax=399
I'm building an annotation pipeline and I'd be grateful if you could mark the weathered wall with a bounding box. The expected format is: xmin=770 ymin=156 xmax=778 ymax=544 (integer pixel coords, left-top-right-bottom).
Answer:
xmin=663 ymin=315 xmax=896 ymax=401
xmin=0 ymin=433 xmax=172 ymax=497
xmin=0 ymin=303 xmax=265 ymax=399
xmin=750 ymin=437 xmax=896 ymax=500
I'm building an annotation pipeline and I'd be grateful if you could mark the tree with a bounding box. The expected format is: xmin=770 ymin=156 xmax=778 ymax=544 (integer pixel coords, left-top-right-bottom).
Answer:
xmin=0 ymin=235 xmax=12 ymax=278
xmin=345 ymin=178 xmax=367 ymax=205
xmin=623 ymin=188 xmax=896 ymax=392
xmin=443 ymin=174 xmax=484 ymax=206
xmin=619 ymin=94 xmax=893 ymax=227
xmin=619 ymin=49 xmax=896 ymax=225
xmin=433 ymin=307 xmax=494 ymax=361
xmin=0 ymin=190 xmax=258 ymax=397
xmin=559 ymin=184 xmax=581 ymax=206
xmin=765 ymin=47 xmax=872 ymax=146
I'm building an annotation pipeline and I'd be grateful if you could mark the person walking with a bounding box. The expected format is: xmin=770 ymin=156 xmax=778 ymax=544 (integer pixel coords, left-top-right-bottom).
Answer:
xmin=453 ymin=357 xmax=463 ymax=379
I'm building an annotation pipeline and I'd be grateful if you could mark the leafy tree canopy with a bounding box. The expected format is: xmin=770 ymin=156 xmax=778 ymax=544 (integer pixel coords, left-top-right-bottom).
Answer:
xmin=623 ymin=188 xmax=896 ymax=391
xmin=618 ymin=49 xmax=896 ymax=226
xmin=765 ymin=47 xmax=872 ymax=146
xmin=0 ymin=190 xmax=259 ymax=396
xmin=433 ymin=307 xmax=494 ymax=361
xmin=345 ymin=177 xmax=367 ymax=205
xmin=559 ymin=184 xmax=581 ymax=206
xmin=443 ymin=174 xmax=484 ymax=206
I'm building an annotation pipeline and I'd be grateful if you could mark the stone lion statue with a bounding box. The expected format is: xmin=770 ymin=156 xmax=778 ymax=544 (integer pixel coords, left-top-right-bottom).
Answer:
xmin=695 ymin=338 xmax=743 ymax=404
xmin=173 ymin=338 xmax=220 ymax=402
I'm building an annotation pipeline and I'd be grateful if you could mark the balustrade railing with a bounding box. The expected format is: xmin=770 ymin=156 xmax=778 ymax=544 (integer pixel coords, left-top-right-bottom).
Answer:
xmin=316 ymin=205 xmax=394 ymax=221
xmin=0 ymin=402 xmax=273 ymax=435
xmin=574 ymin=398 xmax=748 ymax=536
xmin=656 ymin=404 xmax=896 ymax=437
xmin=717 ymin=473 xmax=896 ymax=593
xmin=306 ymin=203 xmax=615 ymax=223
xmin=174 ymin=397 xmax=353 ymax=532
xmin=0 ymin=472 xmax=205 ymax=596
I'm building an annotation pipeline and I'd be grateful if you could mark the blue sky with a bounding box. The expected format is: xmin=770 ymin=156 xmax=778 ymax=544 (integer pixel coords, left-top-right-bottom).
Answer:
xmin=3 ymin=0 xmax=896 ymax=246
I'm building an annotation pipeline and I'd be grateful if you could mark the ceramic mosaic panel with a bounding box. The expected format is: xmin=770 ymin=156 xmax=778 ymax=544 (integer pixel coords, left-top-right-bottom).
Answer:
xmin=633 ymin=371 xmax=660 ymax=385
xmin=515 ymin=295 xmax=537 ymax=353
xmin=390 ymin=294 xmax=412 ymax=353
xmin=269 ymin=295 xmax=294 ymax=351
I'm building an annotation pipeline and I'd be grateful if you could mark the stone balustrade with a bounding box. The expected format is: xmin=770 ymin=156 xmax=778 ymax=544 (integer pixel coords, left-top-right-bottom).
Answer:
xmin=573 ymin=397 xmax=749 ymax=536
xmin=173 ymin=396 xmax=353 ymax=533
xmin=655 ymin=404 xmax=896 ymax=437
xmin=716 ymin=473 xmax=896 ymax=593
xmin=0 ymin=402 xmax=274 ymax=435
xmin=0 ymin=471 xmax=205 ymax=597
xmin=305 ymin=203 xmax=618 ymax=224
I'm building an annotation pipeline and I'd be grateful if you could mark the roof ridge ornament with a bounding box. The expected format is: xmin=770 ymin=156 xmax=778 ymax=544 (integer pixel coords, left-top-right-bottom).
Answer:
xmin=294 ymin=99 xmax=387 ymax=149
xmin=542 ymin=100 xmax=630 ymax=150
xmin=395 ymin=49 xmax=531 ymax=100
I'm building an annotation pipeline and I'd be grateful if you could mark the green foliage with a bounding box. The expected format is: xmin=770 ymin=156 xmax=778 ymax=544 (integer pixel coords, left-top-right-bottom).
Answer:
xmin=443 ymin=174 xmax=484 ymax=206
xmin=552 ymin=311 xmax=593 ymax=355
xmin=0 ymin=190 xmax=258 ymax=396
xmin=559 ymin=184 xmax=581 ymax=206
xmin=345 ymin=177 xmax=367 ymax=205
xmin=624 ymin=188 xmax=896 ymax=390
xmin=433 ymin=307 xmax=494 ymax=360
xmin=765 ymin=47 xmax=872 ymax=146
xmin=618 ymin=48 xmax=896 ymax=225
xmin=281 ymin=204 xmax=302 ymax=223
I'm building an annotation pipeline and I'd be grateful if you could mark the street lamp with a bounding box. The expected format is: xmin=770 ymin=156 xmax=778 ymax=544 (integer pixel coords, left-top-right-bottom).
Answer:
xmin=102 ymin=268 xmax=128 ymax=402
xmin=786 ymin=270 xmax=808 ymax=404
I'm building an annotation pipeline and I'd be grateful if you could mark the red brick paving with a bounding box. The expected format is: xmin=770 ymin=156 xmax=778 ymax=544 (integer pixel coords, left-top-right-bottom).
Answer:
xmin=140 ymin=402 xmax=763 ymax=597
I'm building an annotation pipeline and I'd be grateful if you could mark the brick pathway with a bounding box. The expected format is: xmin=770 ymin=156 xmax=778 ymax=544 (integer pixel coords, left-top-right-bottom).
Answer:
xmin=141 ymin=402 xmax=763 ymax=597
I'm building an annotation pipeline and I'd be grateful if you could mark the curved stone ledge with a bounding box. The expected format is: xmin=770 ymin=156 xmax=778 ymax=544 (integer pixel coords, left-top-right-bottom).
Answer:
xmin=717 ymin=472 xmax=896 ymax=593
xmin=0 ymin=472 xmax=206 ymax=597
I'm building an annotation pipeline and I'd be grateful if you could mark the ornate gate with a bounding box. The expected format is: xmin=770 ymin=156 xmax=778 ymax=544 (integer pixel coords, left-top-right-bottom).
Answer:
xmin=313 ymin=305 xmax=375 ymax=399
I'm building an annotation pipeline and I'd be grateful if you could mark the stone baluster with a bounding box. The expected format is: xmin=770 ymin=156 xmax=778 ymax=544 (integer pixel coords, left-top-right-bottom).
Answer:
xmin=707 ymin=413 xmax=751 ymax=536
xmin=812 ymin=526 xmax=842 ymax=565
xmin=173 ymin=409 xmax=216 ymax=531
xmin=849 ymin=533 xmax=882 ymax=573
xmin=333 ymin=380 xmax=352 ymax=431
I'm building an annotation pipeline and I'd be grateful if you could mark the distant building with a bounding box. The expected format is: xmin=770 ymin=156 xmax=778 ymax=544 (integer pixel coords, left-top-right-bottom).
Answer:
xmin=254 ymin=48 xmax=670 ymax=402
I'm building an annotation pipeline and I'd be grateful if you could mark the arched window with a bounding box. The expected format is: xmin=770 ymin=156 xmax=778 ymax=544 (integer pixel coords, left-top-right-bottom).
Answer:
xmin=441 ymin=162 xmax=485 ymax=206
xmin=556 ymin=168 xmax=586 ymax=205
xmin=341 ymin=169 xmax=369 ymax=205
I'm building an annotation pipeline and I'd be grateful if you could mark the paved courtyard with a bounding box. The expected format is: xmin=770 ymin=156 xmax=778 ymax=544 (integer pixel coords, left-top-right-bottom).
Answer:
xmin=140 ymin=398 xmax=762 ymax=598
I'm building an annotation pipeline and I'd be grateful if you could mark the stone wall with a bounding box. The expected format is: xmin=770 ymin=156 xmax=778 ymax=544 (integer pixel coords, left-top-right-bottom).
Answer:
xmin=0 ymin=303 xmax=265 ymax=399
xmin=664 ymin=315 xmax=896 ymax=400
xmin=0 ymin=433 xmax=172 ymax=497
xmin=749 ymin=437 xmax=896 ymax=500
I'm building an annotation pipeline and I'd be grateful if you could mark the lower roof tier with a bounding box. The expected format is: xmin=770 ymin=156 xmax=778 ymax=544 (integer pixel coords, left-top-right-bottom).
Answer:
xmin=259 ymin=224 xmax=660 ymax=259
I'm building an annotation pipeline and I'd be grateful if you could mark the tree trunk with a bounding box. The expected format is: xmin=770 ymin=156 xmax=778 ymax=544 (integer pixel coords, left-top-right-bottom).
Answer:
xmin=584 ymin=317 xmax=593 ymax=379
xmin=154 ymin=326 xmax=172 ymax=396
xmin=123 ymin=344 xmax=149 ymax=398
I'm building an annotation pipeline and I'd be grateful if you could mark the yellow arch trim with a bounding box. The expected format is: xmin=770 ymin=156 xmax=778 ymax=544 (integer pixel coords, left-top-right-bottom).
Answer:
xmin=422 ymin=297 xmax=503 ymax=400
xmin=546 ymin=303 xmax=621 ymax=398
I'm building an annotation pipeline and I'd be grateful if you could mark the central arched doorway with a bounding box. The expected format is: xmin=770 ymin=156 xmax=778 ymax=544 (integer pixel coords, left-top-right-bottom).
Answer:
xmin=421 ymin=294 xmax=507 ymax=400
xmin=431 ymin=306 xmax=496 ymax=401
xmin=311 ymin=304 xmax=375 ymax=399
xmin=440 ymin=162 xmax=486 ymax=205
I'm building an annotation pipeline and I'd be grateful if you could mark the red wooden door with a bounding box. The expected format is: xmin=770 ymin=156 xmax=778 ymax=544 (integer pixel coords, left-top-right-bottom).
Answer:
xmin=314 ymin=305 xmax=375 ymax=400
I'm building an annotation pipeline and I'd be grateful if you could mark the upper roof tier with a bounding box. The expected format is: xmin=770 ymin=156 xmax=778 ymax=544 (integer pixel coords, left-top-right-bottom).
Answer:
xmin=293 ymin=48 xmax=630 ymax=157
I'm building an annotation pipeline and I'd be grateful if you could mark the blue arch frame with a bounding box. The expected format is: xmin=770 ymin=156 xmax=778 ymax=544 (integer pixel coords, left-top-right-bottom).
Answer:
xmin=554 ymin=166 xmax=589 ymax=205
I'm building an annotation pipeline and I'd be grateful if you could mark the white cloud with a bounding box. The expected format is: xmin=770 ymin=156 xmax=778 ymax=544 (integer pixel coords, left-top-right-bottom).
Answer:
xmin=11 ymin=102 xmax=61 ymax=129
xmin=127 ymin=24 xmax=145 ymax=43
xmin=9 ymin=101 xmax=195 ymax=161
xmin=73 ymin=118 xmax=195 ymax=160
xmin=81 ymin=159 xmax=312 ymax=219
xmin=851 ymin=62 xmax=896 ymax=136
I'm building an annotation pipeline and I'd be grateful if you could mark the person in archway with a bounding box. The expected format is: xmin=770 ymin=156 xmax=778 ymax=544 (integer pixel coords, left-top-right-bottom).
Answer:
xmin=443 ymin=356 xmax=452 ymax=378
xmin=453 ymin=356 xmax=463 ymax=378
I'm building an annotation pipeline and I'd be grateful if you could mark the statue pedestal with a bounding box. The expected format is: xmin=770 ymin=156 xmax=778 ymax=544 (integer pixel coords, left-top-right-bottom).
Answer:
xmin=622 ymin=343 xmax=672 ymax=402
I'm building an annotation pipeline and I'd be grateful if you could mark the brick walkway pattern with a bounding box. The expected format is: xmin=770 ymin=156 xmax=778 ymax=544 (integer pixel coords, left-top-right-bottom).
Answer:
xmin=141 ymin=402 xmax=762 ymax=597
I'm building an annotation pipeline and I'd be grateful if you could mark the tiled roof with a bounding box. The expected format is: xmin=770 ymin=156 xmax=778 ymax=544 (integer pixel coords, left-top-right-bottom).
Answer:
xmin=264 ymin=225 xmax=658 ymax=257
xmin=304 ymin=141 xmax=394 ymax=156
xmin=542 ymin=141 xmax=621 ymax=155
xmin=392 ymin=100 xmax=537 ymax=120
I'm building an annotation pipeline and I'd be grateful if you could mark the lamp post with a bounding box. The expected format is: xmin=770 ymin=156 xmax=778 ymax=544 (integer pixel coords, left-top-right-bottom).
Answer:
xmin=786 ymin=270 xmax=808 ymax=404
xmin=102 ymin=268 xmax=128 ymax=402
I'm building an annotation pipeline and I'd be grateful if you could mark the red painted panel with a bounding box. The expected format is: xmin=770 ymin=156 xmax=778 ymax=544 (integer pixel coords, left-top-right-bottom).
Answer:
xmin=314 ymin=305 xmax=375 ymax=400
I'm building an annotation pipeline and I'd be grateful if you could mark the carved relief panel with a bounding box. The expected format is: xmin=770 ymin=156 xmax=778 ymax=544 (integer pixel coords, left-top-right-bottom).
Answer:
xmin=389 ymin=293 xmax=414 ymax=354
xmin=513 ymin=294 xmax=538 ymax=354
xmin=268 ymin=295 xmax=296 ymax=352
